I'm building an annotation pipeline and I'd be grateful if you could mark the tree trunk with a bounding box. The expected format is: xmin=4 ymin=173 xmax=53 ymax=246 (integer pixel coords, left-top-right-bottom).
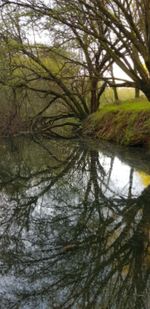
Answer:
xmin=113 ymin=87 xmax=119 ymax=102
xmin=90 ymin=78 xmax=99 ymax=113
xmin=141 ymin=85 xmax=150 ymax=101
xmin=110 ymin=65 xmax=119 ymax=103
xmin=135 ymin=87 xmax=140 ymax=99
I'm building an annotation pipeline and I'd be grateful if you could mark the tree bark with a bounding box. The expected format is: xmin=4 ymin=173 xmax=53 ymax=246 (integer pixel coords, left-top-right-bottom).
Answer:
xmin=110 ymin=65 xmax=119 ymax=103
xmin=90 ymin=77 xmax=99 ymax=113
xmin=135 ymin=87 xmax=140 ymax=99
xmin=141 ymin=84 xmax=150 ymax=101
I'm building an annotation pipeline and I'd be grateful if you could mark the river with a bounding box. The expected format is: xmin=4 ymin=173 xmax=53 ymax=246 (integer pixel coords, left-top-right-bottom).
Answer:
xmin=0 ymin=137 xmax=150 ymax=309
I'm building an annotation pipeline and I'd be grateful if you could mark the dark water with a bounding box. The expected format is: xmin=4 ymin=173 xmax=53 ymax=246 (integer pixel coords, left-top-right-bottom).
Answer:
xmin=0 ymin=137 xmax=150 ymax=309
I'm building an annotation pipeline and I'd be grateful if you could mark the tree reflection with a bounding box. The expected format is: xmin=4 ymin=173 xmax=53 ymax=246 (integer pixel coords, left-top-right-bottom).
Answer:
xmin=0 ymin=138 xmax=150 ymax=309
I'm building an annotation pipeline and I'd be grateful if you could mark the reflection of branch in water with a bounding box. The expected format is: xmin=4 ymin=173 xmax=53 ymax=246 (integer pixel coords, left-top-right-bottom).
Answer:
xmin=105 ymin=156 xmax=114 ymax=190
xmin=0 ymin=139 xmax=150 ymax=308
xmin=128 ymin=167 xmax=134 ymax=199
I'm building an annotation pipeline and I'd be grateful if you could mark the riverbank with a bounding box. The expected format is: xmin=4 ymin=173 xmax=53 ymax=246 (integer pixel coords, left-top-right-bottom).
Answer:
xmin=81 ymin=100 xmax=150 ymax=147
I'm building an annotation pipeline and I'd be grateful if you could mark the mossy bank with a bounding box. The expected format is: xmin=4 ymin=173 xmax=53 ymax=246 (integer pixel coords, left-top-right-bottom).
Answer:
xmin=81 ymin=100 xmax=150 ymax=147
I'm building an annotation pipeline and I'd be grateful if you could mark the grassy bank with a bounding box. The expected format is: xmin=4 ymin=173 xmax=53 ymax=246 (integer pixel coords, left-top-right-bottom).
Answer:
xmin=82 ymin=99 xmax=150 ymax=147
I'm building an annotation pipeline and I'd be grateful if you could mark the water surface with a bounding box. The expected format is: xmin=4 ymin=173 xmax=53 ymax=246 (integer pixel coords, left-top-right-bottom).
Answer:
xmin=0 ymin=137 xmax=150 ymax=309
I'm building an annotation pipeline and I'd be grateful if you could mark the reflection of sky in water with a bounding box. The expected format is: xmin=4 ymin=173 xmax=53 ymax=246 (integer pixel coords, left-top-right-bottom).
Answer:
xmin=98 ymin=155 xmax=145 ymax=198
xmin=32 ymin=153 xmax=148 ymax=219
xmin=0 ymin=145 xmax=147 ymax=226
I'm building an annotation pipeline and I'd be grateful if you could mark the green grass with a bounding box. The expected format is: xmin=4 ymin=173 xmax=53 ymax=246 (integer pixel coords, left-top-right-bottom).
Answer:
xmin=93 ymin=99 xmax=150 ymax=120
xmin=82 ymin=98 xmax=150 ymax=147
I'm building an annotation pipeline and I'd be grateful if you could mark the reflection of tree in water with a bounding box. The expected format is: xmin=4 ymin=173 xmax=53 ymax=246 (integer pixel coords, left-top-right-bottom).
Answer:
xmin=0 ymin=138 xmax=150 ymax=309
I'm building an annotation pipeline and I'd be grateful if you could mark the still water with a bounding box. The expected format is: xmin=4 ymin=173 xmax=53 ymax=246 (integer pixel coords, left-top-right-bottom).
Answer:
xmin=0 ymin=137 xmax=150 ymax=309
